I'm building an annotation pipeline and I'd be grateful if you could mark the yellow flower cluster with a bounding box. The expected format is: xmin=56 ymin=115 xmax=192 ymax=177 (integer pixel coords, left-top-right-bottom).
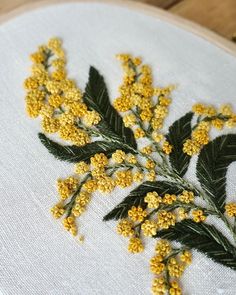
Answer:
xmin=72 ymin=191 xmax=91 ymax=217
xmin=57 ymin=177 xmax=78 ymax=200
xmin=225 ymin=202 xmax=236 ymax=217
xmin=184 ymin=103 xmax=236 ymax=156
xmin=116 ymin=219 xmax=134 ymax=237
xmin=115 ymin=170 xmax=133 ymax=188
xmin=24 ymin=37 xmax=103 ymax=147
xmin=51 ymin=202 xmax=65 ymax=219
xmin=128 ymin=206 xmax=147 ymax=222
xmin=144 ymin=192 xmax=162 ymax=209
xmin=157 ymin=210 xmax=176 ymax=229
xmin=112 ymin=150 xmax=126 ymax=163
xmin=192 ymin=209 xmax=206 ymax=223
xmin=179 ymin=190 xmax=194 ymax=204
xmin=62 ymin=215 xmax=77 ymax=236
xmin=150 ymin=240 xmax=191 ymax=295
xmin=128 ymin=237 xmax=144 ymax=254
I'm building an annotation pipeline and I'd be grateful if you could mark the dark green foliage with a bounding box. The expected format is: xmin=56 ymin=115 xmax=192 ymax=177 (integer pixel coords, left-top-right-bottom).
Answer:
xmin=156 ymin=219 xmax=236 ymax=270
xmin=166 ymin=112 xmax=193 ymax=176
xmin=196 ymin=134 xmax=236 ymax=211
xmin=83 ymin=66 xmax=137 ymax=148
xmin=103 ymin=181 xmax=190 ymax=221
xmin=38 ymin=133 xmax=128 ymax=163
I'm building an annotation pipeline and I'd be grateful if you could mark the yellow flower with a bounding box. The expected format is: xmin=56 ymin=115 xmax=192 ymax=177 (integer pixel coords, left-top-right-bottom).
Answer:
xmin=192 ymin=129 xmax=209 ymax=145
xmin=59 ymin=124 xmax=90 ymax=146
xmin=82 ymin=179 xmax=98 ymax=193
xmin=146 ymin=170 xmax=156 ymax=182
xmin=128 ymin=237 xmax=144 ymax=254
xmin=167 ymin=258 xmax=184 ymax=278
xmin=140 ymin=108 xmax=153 ymax=122
xmin=115 ymin=170 xmax=133 ymax=188
xmin=133 ymin=171 xmax=144 ymax=182
xmin=219 ymin=104 xmax=233 ymax=116
xmin=48 ymin=37 xmax=62 ymax=51
xmin=83 ymin=110 xmax=101 ymax=126
xmin=144 ymin=192 xmax=162 ymax=209
xmin=75 ymin=191 xmax=91 ymax=206
xmin=141 ymin=220 xmax=157 ymax=237
xmin=141 ymin=145 xmax=153 ymax=155
xmin=67 ymin=102 xmax=88 ymax=117
xmin=157 ymin=210 xmax=176 ymax=229
xmin=152 ymin=132 xmax=163 ymax=143
xmin=97 ymin=175 xmax=115 ymax=193
xmin=159 ymin=96 xmax=171 ymax=106
xmin=74 ymin=161 xmax=89 ymax=175
xmin=180 ymin=250 xmax=192 ymax=264
xmin=226 ymin=116 xmax=236 ymax=128
xmin=25 ymin=100 xmax=43 ymax=118
xmin=150 ymin=255 xmax=165 ymax=274
xmin=183 ymin=139 xmax=201 ymax=156
xmin=113 ymin=96 xmax=132 ymax=112
xmin=59 ymin=113 xmax=75 ymax=126
xmin=45 ymin=80 xmax=61 ymax=94
xmin=39 ymin=104 xmax=54 ymax=117
xmin=151 ymin=277 xmax=167 ymax=295
xmin=163 ymin=194 xmax=176 ymax=205
xmin=225 ymin=202 xmax=236 ymax=217
xmin=30 ymin=51 xmax=45 ymax=63
xmin=57 ymin=177 xmax=78 ymax=200
xmin=72 ymin=204 xmax=85 ymax=217
xmin=151 ymin=118 xmax=163 ymax=130
xmin=192 ymin=103 xmax=206 ymax=115
xmin=64 ymin=88 xmax=82 ymax=101
xmin=48 ymin=94 xmax=64 ymax=108
xmin=169 ymin=281 xmax=182 ymax=295
xmin=24 ymin=77 xmax=39 ymax=90
xmin=90 ymin=153 xmax=108 ymax=168
xmin=91 ymin=167 xmax=105 ymax=178
xmin=155 ymin=240 xmax=171 ymax=257
xmin=126 ymin=154 xmax=137 ymax=164
xmin=116 ymin=219 xmax=134 ymax=237
xmin=41 ymin=117 xmax=60 ymax=133
xmin=134 ymin=128 xmax=145 ymax=139
xmin=211 ymin=118 xmax=224 ymax=130
xmin=62 ymin=215 xmax=77 ymax=236
xmin=128 ymin=206 xmax=147 ymax=222
xmin=204 ymin=106 xmax=216 ymax=117
xmin=51 ymin=203 xmax=65 ymax=219
xmin=154 ymin=105 xmax=168 ymax=119
xmin=145 ymin=159 xmax=155 ymax=169
xmin=192 ymin=209 xmax=206 ymax=222
xmin=112 ymin=150 xmax=126 ymax=164
xmin=179 ymin=190 xmax=194 ymax=204
xmin=123 ymin=113 xmax=136 ymax=127
xmin=51 ymin=70 xmax=66 ymax=81
xmin=162 ymin=141 xmax=172 ymax=155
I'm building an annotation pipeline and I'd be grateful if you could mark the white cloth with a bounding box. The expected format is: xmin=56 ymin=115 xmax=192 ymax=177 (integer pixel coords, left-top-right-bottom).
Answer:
xmin=0 ymin=2 xmax=236 ymax=295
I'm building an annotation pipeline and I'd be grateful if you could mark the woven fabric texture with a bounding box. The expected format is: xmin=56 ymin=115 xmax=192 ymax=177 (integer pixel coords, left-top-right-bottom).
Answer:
xmin=0 ymin=2 xmax=236 ymax=294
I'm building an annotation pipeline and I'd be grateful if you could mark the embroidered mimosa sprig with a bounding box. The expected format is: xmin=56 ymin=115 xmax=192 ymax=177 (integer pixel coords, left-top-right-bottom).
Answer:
xmin=24 ymin=38 xmax=236 ymax=295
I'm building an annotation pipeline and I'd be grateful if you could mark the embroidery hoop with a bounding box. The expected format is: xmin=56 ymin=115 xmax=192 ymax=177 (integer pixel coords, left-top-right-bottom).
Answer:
xmin=1 ymin=0 xmax=236 ymax=57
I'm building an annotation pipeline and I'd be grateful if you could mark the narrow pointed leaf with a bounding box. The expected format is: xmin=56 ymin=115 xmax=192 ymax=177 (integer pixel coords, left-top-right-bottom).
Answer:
xmin=156 ymin=219 xmax=236 ymax=270
xmin=196 ymin=134 xmax=236 ymax=211
xmin=38 ymin=133 xmax=129 ymax=163
xmin=103 ymin=181 xmax=192 ymax=221
xmin=83 ymin=66 xmax=137 ymax=148
xmin=166 ymin=112 xmax=193 ymax=176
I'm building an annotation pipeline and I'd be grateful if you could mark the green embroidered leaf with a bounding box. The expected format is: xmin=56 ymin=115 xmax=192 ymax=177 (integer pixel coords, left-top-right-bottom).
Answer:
xmin=156 ymin=219 xmax=236 ymax=270
xmin=103 ymin=181 xmax=190 ymax=221
xmin=196 ymin=134 xmax=236 ymax=212
xmin=38 ymin=133 xmax=128 ymax=163
xmin=166 ymin=112 xmax=193 ymax=177
xmin=83 ymin=66 xmax=137 ymax=148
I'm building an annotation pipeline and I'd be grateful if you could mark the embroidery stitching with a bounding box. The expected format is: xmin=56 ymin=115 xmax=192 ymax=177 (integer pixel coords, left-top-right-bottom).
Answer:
xmin=24 ymin=38 xmax=236 ymax=295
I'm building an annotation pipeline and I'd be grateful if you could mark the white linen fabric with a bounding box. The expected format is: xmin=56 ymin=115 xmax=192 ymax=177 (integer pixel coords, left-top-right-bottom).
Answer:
xmin=0 ymin=2 xmax=236 ymax=295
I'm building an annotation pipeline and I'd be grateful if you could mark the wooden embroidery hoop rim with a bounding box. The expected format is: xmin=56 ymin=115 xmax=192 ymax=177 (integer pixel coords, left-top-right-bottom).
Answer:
xmin=0 ymin=0 xmax=236 ymax=57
